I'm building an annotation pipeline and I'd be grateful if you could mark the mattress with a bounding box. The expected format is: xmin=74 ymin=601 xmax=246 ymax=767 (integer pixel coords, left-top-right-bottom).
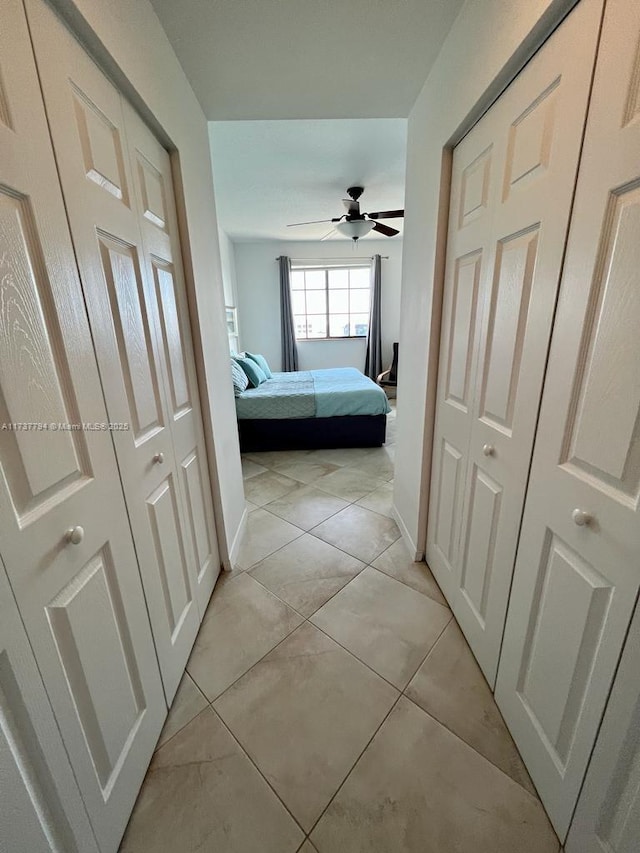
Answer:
xmin=235 ymin=367 xmax=390 ymax=420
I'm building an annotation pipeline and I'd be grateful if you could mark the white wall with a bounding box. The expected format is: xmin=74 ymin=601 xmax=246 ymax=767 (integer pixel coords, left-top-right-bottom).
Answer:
xmin=52 ymin=0 xmax=247 ymax=564
xmin=394 ymin=0 xmax=578 ymax=557
xmin=233 ymin=239 xmax=402 ymax=373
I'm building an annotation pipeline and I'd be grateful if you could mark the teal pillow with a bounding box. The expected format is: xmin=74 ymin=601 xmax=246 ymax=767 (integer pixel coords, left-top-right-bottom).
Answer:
xmin=245 ymin=351 xmax=273 ymax=379
xmin=230 ymin=359 xmax=249 ymax=396
xmin=234 ymin=355 xmax=267 ymax=388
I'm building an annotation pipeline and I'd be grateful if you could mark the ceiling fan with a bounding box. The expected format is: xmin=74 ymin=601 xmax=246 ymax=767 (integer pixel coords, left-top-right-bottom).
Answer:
xmin=287 ymin=186 xmax=404 ymax=242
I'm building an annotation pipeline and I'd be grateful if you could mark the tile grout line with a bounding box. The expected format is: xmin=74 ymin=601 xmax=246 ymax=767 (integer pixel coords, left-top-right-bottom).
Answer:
xmin=204 ymin=612 xmax=305 ymax=705
xmin=239 ymin=463 xmax=380 ymax=568
xmin=234 ymin=570 xmax=452 ymax=708
xmin=306 ymin=617 xmax=406 ymax=695
xmin=209 ymin=703 xmax=309 ymax=840
xmin=307 ymin=583 xmax=452 ymax=695
xmin=304 ymin=692 xmax=404 ymax=842
xmin=244 ymin=441 xmax=393 ymax=483
xmin=245 ymin=453 xmax=393 ymax=498
xmin=300 ymin=633 xmax=544 ymax=844
xmin=304 ymin=522 xmax=401 ymax=564
xmin=260 ymin=489 xmax=355 ymax=532
xmin=234 ymin=514 xmax=307 ymax=571
xmin=397 ymin=621 xmax=543 ymax=801
xmin=242 ymin=531 xmax=449 ymax=639
xmin=152 ymin=672 xmax=210 ymax=754
xmin=247 ymin=565 xmax=367 ymax=623
xmin=159 ymin=617 xmax=540 ymax=841
xmin=198 ymin=615 xmax=405 ymax=841
xmin=399 ymin=689 xmax=543 ymax=803
xmin=247 ymin=535 xmax=447 ymax=626
xmin=169 ymin=596 xmax=537 ymax=811
xmin=240 ymin=502 xmax=400 ymax=572
xmin=201 ymin=575 xmax=404 ymax=710
xmin=277 ymin=481 xmax=396 ymax=520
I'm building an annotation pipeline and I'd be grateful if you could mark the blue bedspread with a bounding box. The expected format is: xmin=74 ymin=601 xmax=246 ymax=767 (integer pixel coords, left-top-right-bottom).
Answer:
xmin=312 ymin=368 xmax=390 ymax=417
xmin=235 ymin=367 xmax=390 ymax=420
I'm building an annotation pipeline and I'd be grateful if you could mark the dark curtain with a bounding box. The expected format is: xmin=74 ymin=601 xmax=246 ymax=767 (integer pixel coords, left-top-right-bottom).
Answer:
xmin=279 ymin=256 xmax=298 ymax=371
xmin=364 ymin=254 xmax=382 ymax=380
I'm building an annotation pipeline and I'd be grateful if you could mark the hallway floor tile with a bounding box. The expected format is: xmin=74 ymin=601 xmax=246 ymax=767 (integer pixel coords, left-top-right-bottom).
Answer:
xmin=121 ymin=404 xmax=558 ymax=852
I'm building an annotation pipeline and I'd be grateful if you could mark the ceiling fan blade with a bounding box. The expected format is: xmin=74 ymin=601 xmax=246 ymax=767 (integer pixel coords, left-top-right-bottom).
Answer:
xmin=372 ymin=221 xmax=400 ymax=237
xmin=287 ymin=218 xmax=334 ymax=227
xmin=320 ymin=228 xmax=336 ymax=241
xmin=366 ymin=209 xmax=404 ymax=220
xmin=342 ymin=198 xmax=360 ymax=215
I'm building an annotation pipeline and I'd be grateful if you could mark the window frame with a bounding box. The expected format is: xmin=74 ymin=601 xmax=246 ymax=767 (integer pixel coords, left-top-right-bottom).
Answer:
xmin=290 ymin=261 xmax=372 ymax=342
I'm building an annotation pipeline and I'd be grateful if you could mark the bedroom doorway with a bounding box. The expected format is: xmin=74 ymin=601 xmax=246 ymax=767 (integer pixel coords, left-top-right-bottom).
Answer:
xmin=239 ymin=397 xmax=397 ymax=565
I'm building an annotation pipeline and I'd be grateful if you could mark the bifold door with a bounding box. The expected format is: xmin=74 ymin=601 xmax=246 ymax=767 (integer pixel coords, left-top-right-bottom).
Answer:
xmin=0 ymin=2 xmax=166 ymax=851
xmin=123 ymin=100 xmax=220 ymax=620
xmin=495 ymin=0 xmax=640 ymax=837
xmin=0 ymin=556 xmax=99 ymax=853
xmin=425 ymin=0 xmax=603 ymax=685
xmin=565 ymin=597 xmax=640 ymax=852
xmin=25 ymin=0 xmax=220 ymax=704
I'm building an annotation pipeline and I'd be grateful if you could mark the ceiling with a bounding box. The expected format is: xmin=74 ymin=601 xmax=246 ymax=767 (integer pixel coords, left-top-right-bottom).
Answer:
xmin=209 ymin=119 xmax=407 ymax=241
xmin=149 ymin=0 xmax=464 ymax=120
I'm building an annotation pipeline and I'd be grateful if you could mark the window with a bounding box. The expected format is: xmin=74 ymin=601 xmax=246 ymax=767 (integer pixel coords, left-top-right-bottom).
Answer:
xmin=290 ymin=262 xmax=371 ymax=340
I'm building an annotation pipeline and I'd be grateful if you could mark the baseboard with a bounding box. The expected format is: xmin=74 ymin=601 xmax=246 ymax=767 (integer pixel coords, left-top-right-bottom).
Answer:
xmin=226 ymin=506 xmax=248 ymax=571
xmin=392 ymin=504 xmax=424 ymax=562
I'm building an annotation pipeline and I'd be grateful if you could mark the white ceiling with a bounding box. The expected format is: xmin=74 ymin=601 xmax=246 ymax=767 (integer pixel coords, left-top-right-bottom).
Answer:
xmin=149 ymin=0 xmax=464 ymax=120
xmin=209 ymin=119 xmax=407 ymax=241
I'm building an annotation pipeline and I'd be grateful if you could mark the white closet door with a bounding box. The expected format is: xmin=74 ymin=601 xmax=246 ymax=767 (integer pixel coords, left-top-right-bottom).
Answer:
xmin=25 ymin=0 xmax=206 ymax=703
xmin=0 ymin=2 xmax=166 ymax=851
xmin=123 ymin=102 xmax=220 ymax=616
xmin=495 ymin=0 xmax=640 ymax=838
xmin=424 ymin=101 xmax=497 ymax=611
xmin=565 ymin=598 xmax=640 ymax=853
xmin=0 ymin=555 xmax=99 ymax=853
xmin=426 ymin=0 xmax=603 ymax=684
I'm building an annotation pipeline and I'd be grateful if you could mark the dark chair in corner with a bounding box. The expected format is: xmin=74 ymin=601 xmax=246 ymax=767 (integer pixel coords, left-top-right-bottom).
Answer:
xmin=377 ymin=342 xmax=398 ymax=399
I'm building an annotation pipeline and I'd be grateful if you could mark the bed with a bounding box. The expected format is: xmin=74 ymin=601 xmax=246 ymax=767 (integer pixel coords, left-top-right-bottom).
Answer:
xmin=235 ymin=367 xmax=390 ymax=452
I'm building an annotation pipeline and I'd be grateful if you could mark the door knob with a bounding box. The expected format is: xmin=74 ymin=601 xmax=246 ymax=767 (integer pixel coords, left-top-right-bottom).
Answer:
xmin=572 ymin=508 xmax=593 ymax=527
xmin=153 ymin=452 xmax=165 ymax=464
xmin=482 ymin=444 xmax=495 ymax=457
xmin=65 ymin=526 xmax=84 ymax=545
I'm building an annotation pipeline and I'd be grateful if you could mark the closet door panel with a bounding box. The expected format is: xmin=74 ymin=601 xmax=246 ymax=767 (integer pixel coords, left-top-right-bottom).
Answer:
xmin=146 ymin=474 xmax=193 ymax=634
xmin=565 ymin=600 xmax=640 ymax=853
xmin=0 ymin=3 xmax=166 ymax=851
xmin=427 ymin=124 xmax=496 ymax=599
xmin=25 ymin=0 xmax=203 ymax=703
xmin=124 ymin=101 xmax=220 ymax=610
xmin=97 ymin=235 xmax=164 ymax=440
xmin=0 ymin=556 xmax=99 ymax=853
xmin=458 ymin=0 xmax=603 ymax=685
xmin=495 ymin=0 xmax=640 ymax=837
xmin=427 ymin=0 xmax=603 ymax=685
xmin=153 ymin=261 xmax=191 ymax=417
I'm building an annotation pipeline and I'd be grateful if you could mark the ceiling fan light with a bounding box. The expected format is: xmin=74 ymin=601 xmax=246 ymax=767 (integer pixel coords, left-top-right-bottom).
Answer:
xmin=335 ymin=219 xmax=375 ymax=241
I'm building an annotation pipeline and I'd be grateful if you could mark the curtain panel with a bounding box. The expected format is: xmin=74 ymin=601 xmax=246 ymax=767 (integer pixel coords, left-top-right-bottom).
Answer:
xmin=364 ymin=254 xmax=382 ymax=380
xmin=278 ymin=255 xmax=299 ymax=371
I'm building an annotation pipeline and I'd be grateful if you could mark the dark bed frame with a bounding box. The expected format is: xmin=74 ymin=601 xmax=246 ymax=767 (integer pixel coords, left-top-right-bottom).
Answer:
xmin=238 ymin=414 xmax=387 ymax=452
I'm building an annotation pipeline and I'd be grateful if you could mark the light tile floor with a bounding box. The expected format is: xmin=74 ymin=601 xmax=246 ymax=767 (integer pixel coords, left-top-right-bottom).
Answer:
xmin=120 ymin=405 xmax=560 ymax=853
